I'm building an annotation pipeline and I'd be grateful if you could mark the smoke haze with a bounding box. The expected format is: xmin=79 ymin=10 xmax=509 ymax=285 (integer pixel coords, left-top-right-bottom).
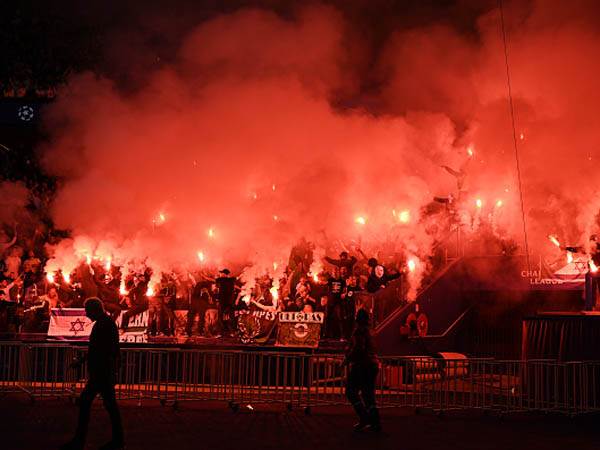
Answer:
xmin=35 ymin=0 xmax=600 ymax=289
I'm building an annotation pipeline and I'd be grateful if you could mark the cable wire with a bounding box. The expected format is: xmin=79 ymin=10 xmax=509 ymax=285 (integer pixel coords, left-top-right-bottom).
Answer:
xmin=498 ymin=0 xmax=531 ymax=272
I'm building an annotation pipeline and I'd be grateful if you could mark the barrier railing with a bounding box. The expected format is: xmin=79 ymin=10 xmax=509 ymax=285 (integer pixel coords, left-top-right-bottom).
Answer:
xmin=1 ymin=342 xmax=598 ymax=415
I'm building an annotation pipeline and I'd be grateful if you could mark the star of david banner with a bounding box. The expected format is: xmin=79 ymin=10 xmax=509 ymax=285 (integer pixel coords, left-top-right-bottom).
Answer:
xmin=47 ymin=308 xmax=93 ymax=340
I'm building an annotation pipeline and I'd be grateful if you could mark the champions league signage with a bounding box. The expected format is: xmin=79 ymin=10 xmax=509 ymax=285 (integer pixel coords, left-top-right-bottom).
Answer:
xmin=520 ymin=257 xmax=585 ymax=289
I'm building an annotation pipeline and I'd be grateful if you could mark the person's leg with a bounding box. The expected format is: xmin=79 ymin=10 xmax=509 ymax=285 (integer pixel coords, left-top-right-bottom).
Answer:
xmin=345 ymin=365 xmax=368 ymax=429
xmin=198 ymin=302 xmax=207 ymax=334
xmin=164 ymin=302 xmax=176 ymax=335
xmin=335 ymin=304 xmax=344 ymax=340
xmin=222 ymin=304 xmax=233 ymax=335
xmin=155 ymin=300 xmax=164 ymax=334
xmin=72 ymin=382 xmax=99 ymax=445
xmin=326 ymin=304 xmax=336 ymax=338
xmin=100 ymin=383 xmax=124 ymax=446
xmin=586 ymin=272 xmax=594 ymax=311
xmin=205 ymin=308 xmax=218 ymax=337
xmin=186 ymin=306 xmax=196 ymax=335
xmin=361 ymin=364 xmax=381 ymax=430
xmin=345 ymin=301 xmax=355 ymax=339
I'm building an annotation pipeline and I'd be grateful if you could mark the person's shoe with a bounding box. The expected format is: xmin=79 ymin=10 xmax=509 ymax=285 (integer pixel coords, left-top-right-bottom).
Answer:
xmin=353 ymin=420 xmax=370 ymax=432
xmin=99 ymin=440 xmax=126 ymax=450
xmin=59 ymin=439 xmax=84 ymax=450
xmin=367 ymin=408 xmax=381 ymax=432
xmin=368 ymin=422 xmax=382 ymax=433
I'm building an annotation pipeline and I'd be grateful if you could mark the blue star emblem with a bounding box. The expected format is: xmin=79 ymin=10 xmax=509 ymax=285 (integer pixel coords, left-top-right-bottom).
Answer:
xmin=69 ymin=318 xmax=87 ymax=335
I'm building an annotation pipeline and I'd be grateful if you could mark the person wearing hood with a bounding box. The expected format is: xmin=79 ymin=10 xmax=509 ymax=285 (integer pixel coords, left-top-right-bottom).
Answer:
xmin=366 ymin=265 xmax=400 ymax=293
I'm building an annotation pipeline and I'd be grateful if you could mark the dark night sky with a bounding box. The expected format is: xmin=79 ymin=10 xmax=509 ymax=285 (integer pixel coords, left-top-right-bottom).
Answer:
xmin=0 ymin=0 xmax=498 ymax=93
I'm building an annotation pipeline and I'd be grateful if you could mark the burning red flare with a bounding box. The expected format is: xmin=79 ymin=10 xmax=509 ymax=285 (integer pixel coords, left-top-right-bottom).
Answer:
xmin=548 ymin=235 xmax=561 ymax=247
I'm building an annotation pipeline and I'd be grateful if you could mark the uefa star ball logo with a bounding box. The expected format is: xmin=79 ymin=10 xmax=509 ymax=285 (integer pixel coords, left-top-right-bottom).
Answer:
xmin=17 ymin=105 xmax=34 ymax=122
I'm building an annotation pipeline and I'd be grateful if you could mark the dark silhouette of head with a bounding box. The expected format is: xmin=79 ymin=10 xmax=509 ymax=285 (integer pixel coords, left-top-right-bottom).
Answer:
xmin=84 ymin=297 xmax=105 ymax=321
xmin=356 ymin=308 xmax=370 ymax=327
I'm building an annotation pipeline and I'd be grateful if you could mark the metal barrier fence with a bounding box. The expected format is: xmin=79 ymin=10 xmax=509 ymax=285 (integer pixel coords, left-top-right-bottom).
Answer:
xmin=1 ymin=342 xmax=598 ymax=415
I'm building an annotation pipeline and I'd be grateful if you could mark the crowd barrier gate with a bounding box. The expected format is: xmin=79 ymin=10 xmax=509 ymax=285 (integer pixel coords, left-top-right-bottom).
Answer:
xmin=1 ymin=342 xmax=598 ymax=415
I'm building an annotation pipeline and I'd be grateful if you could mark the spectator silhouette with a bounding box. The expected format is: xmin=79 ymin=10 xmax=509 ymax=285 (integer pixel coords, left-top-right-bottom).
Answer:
xmin=61 ymin=298 xmax=124 ymax=450
xmin=344 ymin=309 xmax=381 ymax=432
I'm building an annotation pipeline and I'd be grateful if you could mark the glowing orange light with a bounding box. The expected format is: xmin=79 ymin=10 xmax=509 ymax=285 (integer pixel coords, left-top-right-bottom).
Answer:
xmin=496 ymin=200 xmax=503 ymax=208
xmin=208 ymin=228 xmax=215 ymax=238
xmin=312 ymin=273 xmax=319 ymax=282
xmin=475 ymin=199 xmax=483 ymax=209
xmin=272 ymin=184 xmax=276 ymax=192
xmin=519 ymin=133 xmax=525 ymax=140
xmin=273 ymin=262 xmax=278 ymax=271
xmin=46 ymin=273 xmax=55 ymax=284
xmin=548 ymin=235 xmax=561 ymax=247
xmin=159 ymin=213 xmax=166 ymax=222
xmin=567 ymin=252 xmax=574 ymax=264
xmin=146 ymin=286 xmax=155 ymax=297
xmin=590 ymin=260 xmax=598 ymax=273
xmin=270 ymin=286 xmax=279 ymax=300
xmin=197 ymin=251 xmax=205 ymax=263
xmin=407 ymin=259 xmax=416 ymax=272
xmin=467 ymin=145 xmax=474 ymax=157
xmin=105 ymin=258 xmax=112 ymax=271
xmin=273 ymin=215 xmax=279 ymax=221
xmin=398 ymin=210 xmax=410 ymax=223
xmin=63 ymin=273 xmax=71 ymax=284
xmin=355 ymin=216 xmax=366 ymax=225
xmin=119 ymin=281 xmax=128 ymax=296
xmin=86 ymin=255 xmax=92 ymax=265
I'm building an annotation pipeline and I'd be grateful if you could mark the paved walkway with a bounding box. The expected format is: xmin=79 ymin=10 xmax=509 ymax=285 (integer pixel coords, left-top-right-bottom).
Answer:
xmin=1 ymin=395 xmax=598 ymax=450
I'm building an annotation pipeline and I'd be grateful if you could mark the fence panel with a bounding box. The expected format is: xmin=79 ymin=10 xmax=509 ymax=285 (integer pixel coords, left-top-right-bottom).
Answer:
xmin=0 ymin=341 xmax=598 ymax=415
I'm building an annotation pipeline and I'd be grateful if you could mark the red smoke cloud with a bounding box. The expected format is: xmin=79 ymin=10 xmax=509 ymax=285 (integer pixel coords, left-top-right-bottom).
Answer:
xmin=37 ymin=1 xmax=600 ymax=290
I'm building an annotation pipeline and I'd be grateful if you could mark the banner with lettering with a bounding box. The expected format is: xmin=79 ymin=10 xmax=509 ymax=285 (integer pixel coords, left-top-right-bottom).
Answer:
xmin=235 ymin=310 xmax=277 ymax=344
xmin=47 ymin=308 xmax=93 ymax=340
xmin=115 ymin=310 xmax=149 ymax=343
xmin=276 ymin=311 xmax=324 ymax=348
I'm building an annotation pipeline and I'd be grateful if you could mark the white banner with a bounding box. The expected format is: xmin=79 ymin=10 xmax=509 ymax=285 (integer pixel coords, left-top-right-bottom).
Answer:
xmin=47 ymin=308 xmax=93 ymax=339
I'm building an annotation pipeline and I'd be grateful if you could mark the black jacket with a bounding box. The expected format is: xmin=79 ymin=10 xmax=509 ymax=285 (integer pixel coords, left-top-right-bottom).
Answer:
xmin=366 ymin=271 xmax=400 ymax=293
xmin=88 ymin=314 xmax=120 ymax=383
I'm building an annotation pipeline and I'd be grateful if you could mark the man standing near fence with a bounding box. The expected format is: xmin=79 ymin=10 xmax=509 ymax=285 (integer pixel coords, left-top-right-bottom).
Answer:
xmin=61 ymin=297 xmax=124 ymax=450
xmin=344 ymin=309 xmax=381 ymax=432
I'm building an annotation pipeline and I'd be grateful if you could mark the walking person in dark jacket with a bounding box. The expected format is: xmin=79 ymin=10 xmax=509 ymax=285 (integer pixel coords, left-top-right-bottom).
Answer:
xmin=344 ymin=309 xmax=381 ymax=432
xmin=61 ymin=297 xmax=124 ymax=450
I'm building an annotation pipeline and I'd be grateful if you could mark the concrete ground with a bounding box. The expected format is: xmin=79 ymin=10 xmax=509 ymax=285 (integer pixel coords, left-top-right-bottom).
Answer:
xmin=1 ymin=395 xmax=598 ymax=450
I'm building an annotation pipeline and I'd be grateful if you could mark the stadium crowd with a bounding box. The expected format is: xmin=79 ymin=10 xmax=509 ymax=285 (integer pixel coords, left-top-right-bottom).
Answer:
xmin=0 ymin=224 xmax=405 ymax=341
